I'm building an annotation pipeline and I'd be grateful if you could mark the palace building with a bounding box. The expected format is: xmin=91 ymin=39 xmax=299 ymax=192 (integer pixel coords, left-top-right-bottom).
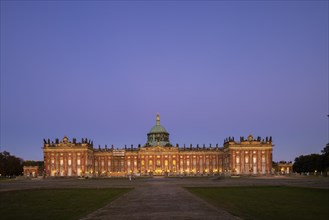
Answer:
xmin=43 ymin=114 xmax=273 ymax=177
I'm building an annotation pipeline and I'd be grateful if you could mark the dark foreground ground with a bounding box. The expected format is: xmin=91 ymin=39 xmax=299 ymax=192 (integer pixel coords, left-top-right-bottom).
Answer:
xmin=1 ymin=175 xmax=328 ymax=192
xmin=1 ymin=176 xmax=328 ymax=220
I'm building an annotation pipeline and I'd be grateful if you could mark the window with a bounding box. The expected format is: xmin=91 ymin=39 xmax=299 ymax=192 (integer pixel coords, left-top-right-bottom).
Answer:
xmin=236 ymin=157 xmax=240 ymax=164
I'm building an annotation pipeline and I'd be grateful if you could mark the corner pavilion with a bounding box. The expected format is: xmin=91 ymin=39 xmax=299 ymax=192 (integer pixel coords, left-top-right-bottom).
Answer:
xmin=43 ymin=114 xmax=273 ymax=177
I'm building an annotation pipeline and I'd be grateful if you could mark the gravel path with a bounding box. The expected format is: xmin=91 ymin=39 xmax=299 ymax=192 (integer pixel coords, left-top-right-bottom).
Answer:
xmin=80 ymin=178 xmax=239 ymax=220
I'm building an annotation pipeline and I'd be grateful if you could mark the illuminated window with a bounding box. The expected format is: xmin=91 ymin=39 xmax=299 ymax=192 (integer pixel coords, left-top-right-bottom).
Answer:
xmin=253 ymin=157 xmax=257 ymax=164
xmin=77 ymin=159 xmax=81 ymax=166
xmin=236 ymin=157 xmax=240 ymax=164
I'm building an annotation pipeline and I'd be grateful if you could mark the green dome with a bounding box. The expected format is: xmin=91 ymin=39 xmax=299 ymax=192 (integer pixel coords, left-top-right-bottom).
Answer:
xmin=149 ymin=125 xmax=168 ymax=134
xmin=145 ymin=114 xmax=171 ymax=147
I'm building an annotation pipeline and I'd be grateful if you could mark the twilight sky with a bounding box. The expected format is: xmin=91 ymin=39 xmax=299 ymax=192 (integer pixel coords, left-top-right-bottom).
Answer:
xmin=1 ymin=0 xmax=328 ymax=162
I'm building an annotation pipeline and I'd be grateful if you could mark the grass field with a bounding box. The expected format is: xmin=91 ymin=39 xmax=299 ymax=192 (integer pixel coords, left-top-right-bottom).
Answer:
xmin=187 ymin=186 xmax=329 ymax=220
xmin=0 ymin=188 xmax=131 ymax=220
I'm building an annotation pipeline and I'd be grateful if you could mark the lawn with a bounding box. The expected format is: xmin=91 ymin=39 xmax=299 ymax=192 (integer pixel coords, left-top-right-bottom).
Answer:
xmin=0 ymin=188 xmax=131 ymax=220
xmin=187 ymin=186 xmax=329 ymax=220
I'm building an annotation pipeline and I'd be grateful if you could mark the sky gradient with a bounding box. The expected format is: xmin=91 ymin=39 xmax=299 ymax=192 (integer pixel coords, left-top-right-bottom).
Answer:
xmin=1 ymin=0 xmax=328 ymax=162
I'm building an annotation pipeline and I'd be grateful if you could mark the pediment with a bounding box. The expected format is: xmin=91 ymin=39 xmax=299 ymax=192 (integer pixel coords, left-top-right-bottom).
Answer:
xmin=141 ymin=146 xmax=178 ymax=152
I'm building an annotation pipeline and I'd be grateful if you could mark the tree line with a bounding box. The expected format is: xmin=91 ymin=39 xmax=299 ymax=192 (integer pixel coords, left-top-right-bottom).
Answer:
xmin=293 ymin=144 xmax=329 ymax=174
xmin=0 ymin=151 xmax=44 ymax=177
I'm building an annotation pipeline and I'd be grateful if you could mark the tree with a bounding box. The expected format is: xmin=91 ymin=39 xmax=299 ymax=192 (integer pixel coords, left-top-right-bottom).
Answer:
xmin=321 ymin=143 xmax=329 ymax=155
xmin=321 ymin=143 xmax=329 ymax=172
xmin=0 ymin=151 xmax=23 ymax=176
xmin=293 ymin=154 xmax=323 ymax=173
xmin=293 ymin=144 xmax=329 ymax=174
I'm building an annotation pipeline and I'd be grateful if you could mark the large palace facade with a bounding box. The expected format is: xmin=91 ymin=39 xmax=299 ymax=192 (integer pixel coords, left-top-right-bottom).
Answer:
xmin=43 ymin=114 xmax=273 ymax=177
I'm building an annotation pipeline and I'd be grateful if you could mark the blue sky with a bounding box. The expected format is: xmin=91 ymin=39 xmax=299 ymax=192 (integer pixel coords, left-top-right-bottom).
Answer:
xmin=1 ymin=0 xmax=328 ymax=162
